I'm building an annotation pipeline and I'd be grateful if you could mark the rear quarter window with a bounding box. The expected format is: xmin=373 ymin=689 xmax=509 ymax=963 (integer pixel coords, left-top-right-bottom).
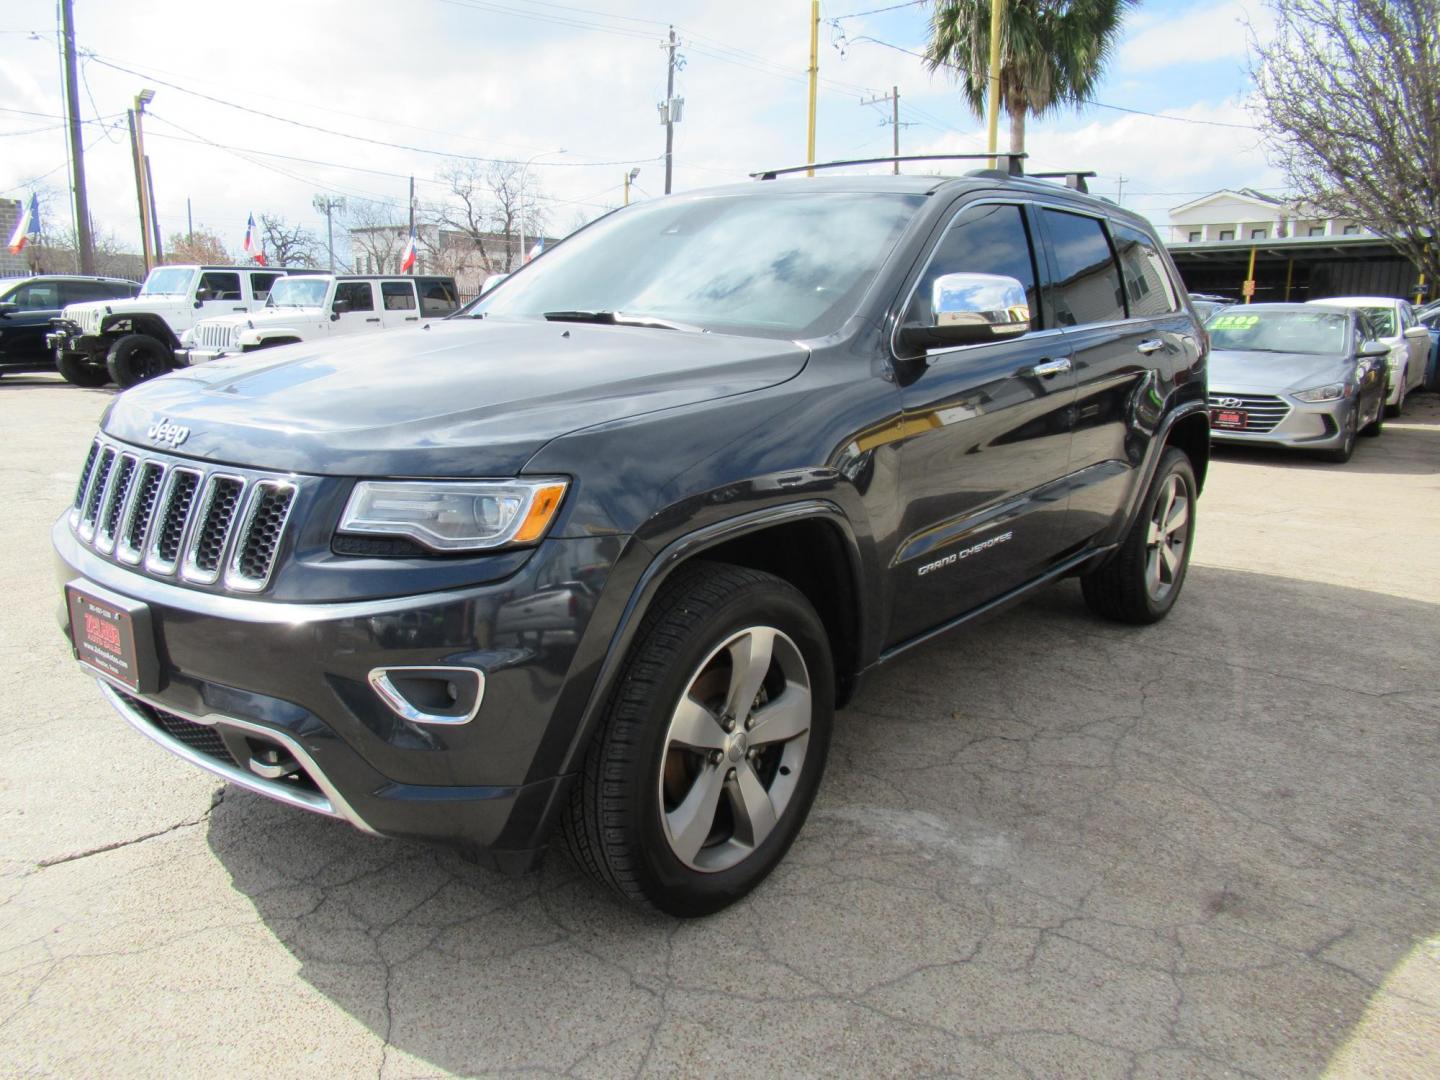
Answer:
xmin=1042 ymin=209 xmax=1126 ymax=326
xmin=1111 ymin=222 xmax=1178 ymax=316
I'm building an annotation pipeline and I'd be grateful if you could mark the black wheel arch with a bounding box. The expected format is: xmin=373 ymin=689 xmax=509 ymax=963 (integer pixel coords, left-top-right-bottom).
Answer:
xmin=99 ymin=313 xmax=180 ymax=349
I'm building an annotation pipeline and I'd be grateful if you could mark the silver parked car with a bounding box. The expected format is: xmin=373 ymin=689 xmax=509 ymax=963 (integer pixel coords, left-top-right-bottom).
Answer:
xmin=1206 ymin=304 xmax=1388 ymax=463
xmin=1305 ymin=295 xmax=1431 ymax=416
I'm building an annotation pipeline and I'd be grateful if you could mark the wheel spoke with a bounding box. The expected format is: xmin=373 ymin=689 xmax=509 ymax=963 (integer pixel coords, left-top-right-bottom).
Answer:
xmin=666 ymin=764 xmax=727 ymax=864
xmin=1164 ymin=497 xmax=1189 ymax=538
xmin=723 ymin=627 xmax=775 ymax=721
xmin=668 ymin=693 xmax=727 ymax=751
xmin=1147 ymin=547 xmax=1163 ymax=592
xmin=729 ymin=761 xmax=778 ymax=849
xmin=1159 ymin=541 xmax=1179 ymax=579
xmin=747 ymin=685 xmax=811 ymax=746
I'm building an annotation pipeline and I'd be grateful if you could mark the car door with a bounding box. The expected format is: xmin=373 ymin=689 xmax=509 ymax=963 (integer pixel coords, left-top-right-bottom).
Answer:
xmin=331 ymin=281 xmax=379 ymax=334
xmin=1041 ymin=211 xmax=1198 ymax=545
xmin=1 ymin=279 xmax=63 ymax=363
xmin=379 ymin=281 xmax=421 ymax=329
xmin=885 ymin=199 xmax=1077 ymax=646
xmin=194 ymin=271 xmax=246 ymax=320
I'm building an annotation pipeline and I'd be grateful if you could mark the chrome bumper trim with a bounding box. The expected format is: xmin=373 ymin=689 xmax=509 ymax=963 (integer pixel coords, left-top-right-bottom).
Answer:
xmin=96 ymin=678 xmax=378 ymax=833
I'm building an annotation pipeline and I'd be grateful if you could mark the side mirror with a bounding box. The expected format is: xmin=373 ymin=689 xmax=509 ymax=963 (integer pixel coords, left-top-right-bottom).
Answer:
xmin=332 ymin=299 xmax=352 ymax=315
xmin=0 ymin=301 xmax=15 ymax=317
xmin=898 ymin=272 xmax=1031 ymax=352
xmin=1358 ymin=340 xmax=1389 ymax=357
xmin=192 ymin=299 xmax=203 ymax=308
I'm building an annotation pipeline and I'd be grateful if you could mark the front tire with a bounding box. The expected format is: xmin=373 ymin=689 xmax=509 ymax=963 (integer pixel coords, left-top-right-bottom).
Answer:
xmin=1082 ymin=447 xmax=1197 ymax=625
xmin=56 ymin=350 xmax=110 ymax=388
xmin=1321 ymin=407 xmax=1358 ymax=463
xmin=106 ymin=334 xmax=172 ymax=388
xmin=561 ymin=562 xmax=834 ymax=916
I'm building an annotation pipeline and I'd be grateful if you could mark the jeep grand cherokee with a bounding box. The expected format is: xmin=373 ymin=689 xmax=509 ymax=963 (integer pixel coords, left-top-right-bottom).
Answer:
xmin=54 ymin=166 xmax=1208 ymax=916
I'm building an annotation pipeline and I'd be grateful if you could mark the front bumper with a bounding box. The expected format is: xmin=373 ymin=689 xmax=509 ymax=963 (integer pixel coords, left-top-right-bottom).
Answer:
xmin=55 ymin=516 xmax=636 ymax=869
xmin=173 ymin=347 xmax=228 ymax=367
xmin=1209 ymin=392 xmax=1353 ymax=451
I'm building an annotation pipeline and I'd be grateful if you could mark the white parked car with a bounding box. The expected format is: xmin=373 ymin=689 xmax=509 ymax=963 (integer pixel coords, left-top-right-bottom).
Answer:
xmin=176 ymin=274 xmax=460 ymax=366
xmin=1306 ymin=295 xmax=1431 ymax=415
xmin=47 ymin=264 xmax=306 ymax=388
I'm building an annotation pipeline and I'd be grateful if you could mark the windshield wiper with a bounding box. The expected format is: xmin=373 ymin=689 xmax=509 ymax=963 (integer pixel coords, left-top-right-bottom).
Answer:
xmin=543 ymin=310 xmax=703 ymax=332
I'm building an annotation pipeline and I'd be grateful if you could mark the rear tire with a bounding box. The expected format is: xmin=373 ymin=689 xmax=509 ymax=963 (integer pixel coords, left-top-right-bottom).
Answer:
xmin=1082 ymin=448 xmax=1197 ymax=625
xmin=1385 ymin=370 xmax=1407 ymax=417
xmin=106 ymin=334 xmax=172 ymax=388
xmin=561 ymin=561 xmax=834 ymax=916
xmin=56 ymin=350 xmax=110 ymax=388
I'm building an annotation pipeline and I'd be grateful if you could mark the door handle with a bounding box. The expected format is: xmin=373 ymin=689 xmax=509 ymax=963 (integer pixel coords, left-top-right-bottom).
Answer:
xmin=1029 ymin=358 xmax=1072 ymax=378
xmin=405 ymin=316 xmax=419 ymax=322
xmin=232 ymin=306 xmax=247 ymax=312
xmin=1137 ymin=338 xmax=1165 ymax=355
xmin=365 ymin=317 xmax=381 ymax=323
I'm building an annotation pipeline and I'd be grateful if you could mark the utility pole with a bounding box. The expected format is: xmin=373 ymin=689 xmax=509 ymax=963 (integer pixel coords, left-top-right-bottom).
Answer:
xmin=312 ymin=194 xmax=346 ymax=271
xmin=145 ymin=155 xmax=163 ymax=263
xmin=860 ymin=86 xmax=903 ymax=173
xmin=126 ymin=110 xmax=151 ymax=272
xmin=407 ymin=175 xmax=415 ymax=274
xmin=186 ymin=197 xmax=193 ymax=240
xmin=806 ymin=1 xmax=818 ymax=176
xmin=662 ymin=27 xmax=678 ymax=194
xmin=985 ymin=0 xmax=1006 ymax=168
xmin=59 ymin=0 xmax=94 ymax=273
xmin=1114 ymin=175 xmax=1127 ymax=205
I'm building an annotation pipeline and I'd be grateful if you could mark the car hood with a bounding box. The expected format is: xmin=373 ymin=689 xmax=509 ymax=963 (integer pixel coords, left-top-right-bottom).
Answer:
xmin=198 ymin=307 xmax=326 ymax=330
xmin=102 ymin=318 xmax=809 ymax=476
xmin=64 ymin=295 xmax=186 ymax=319
xmin=1207 ymin=349 xmax=1352 ymax=395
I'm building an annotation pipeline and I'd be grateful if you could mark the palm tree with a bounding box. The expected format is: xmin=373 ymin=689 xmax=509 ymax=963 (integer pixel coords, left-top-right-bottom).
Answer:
xmin=926 ymin=0 xmax=1136 ymax=156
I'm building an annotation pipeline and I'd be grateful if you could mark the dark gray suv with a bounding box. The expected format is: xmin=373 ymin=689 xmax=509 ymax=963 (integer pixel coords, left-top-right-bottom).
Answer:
xmin=54 ymin=162 xmax=1208 ymax=915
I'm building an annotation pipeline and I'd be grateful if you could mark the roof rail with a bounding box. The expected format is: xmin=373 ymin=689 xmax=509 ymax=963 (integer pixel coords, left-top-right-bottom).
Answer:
xmin=751 ymin=153 xmax=1027 ymax=180
xmin=1028 ymin=171 xmax=1098 ymax=194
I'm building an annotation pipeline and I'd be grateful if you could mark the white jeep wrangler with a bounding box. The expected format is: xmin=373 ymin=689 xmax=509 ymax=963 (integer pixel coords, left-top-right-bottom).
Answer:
xmin=175 ymin=273 xmax=460 ymax=366
xmin=47 ymin=264 xmax=311 ymax=388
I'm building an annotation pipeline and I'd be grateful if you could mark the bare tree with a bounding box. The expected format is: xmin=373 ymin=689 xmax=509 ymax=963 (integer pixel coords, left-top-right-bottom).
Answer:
xmin=427 ymin=160 xmax=549 ymax=274
xmin=1252 ymin=0 xmax=1440 ymax=284
xmin=345 ymin=199 xmax=403 ymax=274
xmin=259 ymin=214 xmax=319 ymax=268
xmin=164 ymin=229 xmax=229 ymax=265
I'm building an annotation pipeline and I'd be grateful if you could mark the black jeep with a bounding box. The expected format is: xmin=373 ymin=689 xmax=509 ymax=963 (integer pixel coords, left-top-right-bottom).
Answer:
xmin=54 ymin=161 xmax=1208 ymax=915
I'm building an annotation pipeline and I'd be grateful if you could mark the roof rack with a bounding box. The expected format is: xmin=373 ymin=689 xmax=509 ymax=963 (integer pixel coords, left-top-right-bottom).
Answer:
xmin=751 ymin=153 xmax=1027 ymax=180
xmin=1028 ymin=171 xmax=1098 ymax=194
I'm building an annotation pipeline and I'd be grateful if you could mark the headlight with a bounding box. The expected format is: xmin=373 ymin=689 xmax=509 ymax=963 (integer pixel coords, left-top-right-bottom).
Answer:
xmin=1293 ymin=383 xmax=1347 ymax=402
xmin=230 ymin=324 xmax=245 ymax=346
xmin=338 ymin=479 xmax=568 ymax=552
xmin=179 ymin=328 xmax=195 ymax=346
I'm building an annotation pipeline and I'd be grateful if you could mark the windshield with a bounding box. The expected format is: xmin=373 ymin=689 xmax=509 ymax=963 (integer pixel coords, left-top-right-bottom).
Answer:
xmin=1207 ymin=310 xmax=1349 ymax=355
xmin=140 ymin=267 xmax=195 ymax=296
xmin=1357 ymin=305 xmax=1397 ymax=336
xmin=472 ymin=191 xmax=925 ymax=338
xmin=266 ymin=277 xmax=331 ymax=307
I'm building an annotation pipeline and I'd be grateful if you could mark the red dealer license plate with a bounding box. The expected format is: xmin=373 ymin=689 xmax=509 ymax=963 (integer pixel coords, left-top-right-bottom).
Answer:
xmin=1211 ymin=408 xmax=1248 ymax=431
xmin=66 ymin=584 xmax=158 ymax=692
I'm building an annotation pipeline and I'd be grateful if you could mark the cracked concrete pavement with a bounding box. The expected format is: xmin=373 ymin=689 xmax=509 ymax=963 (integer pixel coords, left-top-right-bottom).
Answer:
xmin=1 ymin=373 xmax=1437 ymax=1077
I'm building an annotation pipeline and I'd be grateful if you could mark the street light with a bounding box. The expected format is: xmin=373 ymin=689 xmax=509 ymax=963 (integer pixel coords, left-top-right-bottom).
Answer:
xmin=518 ymin=148 xmax=564 ymax=266
xmin=131 ymin=89 xmax=157 ymax=271
xmin=624 ymin=167 xmax=641 ymax=206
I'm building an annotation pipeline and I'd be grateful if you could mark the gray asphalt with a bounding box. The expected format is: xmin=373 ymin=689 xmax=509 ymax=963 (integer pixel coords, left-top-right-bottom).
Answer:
xmin=2 ymin=373 xmax=1437 ymax=1078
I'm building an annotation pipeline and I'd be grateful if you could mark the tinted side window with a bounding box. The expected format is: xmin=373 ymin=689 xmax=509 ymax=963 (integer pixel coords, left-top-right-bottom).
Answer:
xmin=1111 ymin=223 xmax=1178 ymax=317
xmin=1042 ymin=210 xmax=1125 ymax=326
xmin=107 ymin=282 xmax=139 ymax=299
xmin=381 ymin=282 xmax=417 ymax=310
xmin=250 ymin=272 xmax=281 ymax=300
xmin=420 ymin=279 xmax=459 ymax=315
xmin=906 ymin=203 xmax=1040 ymax=331
xmin=197 ymin=272 xmax=241 ymax=301
xmin=335 ymin=282 xmax=374 ymax=312
xmin=8 ymin=281 xmax=61 ymax=309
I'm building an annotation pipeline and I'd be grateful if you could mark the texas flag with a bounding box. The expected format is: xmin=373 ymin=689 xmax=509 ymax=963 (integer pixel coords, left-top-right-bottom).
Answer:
xmin=7 ymin=193 xmax=39 ymax=255
xmin=243 ymin=213 xmax=267 ymax=265
xmin=400 ymin=226 xmax=417 ymax=273
xmin=526 ymin=237 xmax=544 ymax=263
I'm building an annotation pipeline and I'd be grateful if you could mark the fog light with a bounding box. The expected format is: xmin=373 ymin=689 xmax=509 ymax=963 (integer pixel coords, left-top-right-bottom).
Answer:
xmin=368 ymin=666 xmax=484 ymax=725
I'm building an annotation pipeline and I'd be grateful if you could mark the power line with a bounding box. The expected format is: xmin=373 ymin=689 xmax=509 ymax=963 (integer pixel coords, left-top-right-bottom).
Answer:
xmin=832 ymin=1 xmax=926 ymax=20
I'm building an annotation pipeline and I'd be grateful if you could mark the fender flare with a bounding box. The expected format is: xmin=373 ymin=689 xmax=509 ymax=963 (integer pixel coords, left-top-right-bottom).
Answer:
xmin=100 ymin=312 xmax=180 ymax=349
xmin=555 ymin=499 xmax=865 ymax=779
xmin=1105 ymin=399 xmax=1209 ymax=551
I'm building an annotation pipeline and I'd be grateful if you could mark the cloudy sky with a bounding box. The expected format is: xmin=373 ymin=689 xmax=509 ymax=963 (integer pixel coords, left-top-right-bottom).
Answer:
xmin=1 ymin=0 xmax=1281 ymax=261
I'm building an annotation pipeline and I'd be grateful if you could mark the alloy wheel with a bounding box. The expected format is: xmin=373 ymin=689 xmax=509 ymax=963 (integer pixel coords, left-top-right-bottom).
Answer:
xmin=1144 ymin=474 xmax=1189 ymax=603
xmin=658 ymin=626 xmax=812 ymax=873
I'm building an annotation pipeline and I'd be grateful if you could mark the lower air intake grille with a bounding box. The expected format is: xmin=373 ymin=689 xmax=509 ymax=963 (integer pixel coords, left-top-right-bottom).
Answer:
xmin=123 ymin=694 xmax=238 ymax=767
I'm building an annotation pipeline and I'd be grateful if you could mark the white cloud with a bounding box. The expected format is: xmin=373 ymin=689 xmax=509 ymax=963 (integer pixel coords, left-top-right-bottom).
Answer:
xmin=1118 ymin=0 xmax=1273 ymax=73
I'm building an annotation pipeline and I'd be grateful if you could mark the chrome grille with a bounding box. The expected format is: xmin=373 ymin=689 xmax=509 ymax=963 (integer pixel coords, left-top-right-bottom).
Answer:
xmin=69 ymin=436 xmax=301 ymax=594
xmin=1208 ymin=392 xmax=1291 ymax=434
xmin=195 ymin=322 xmax=234 ymax=350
